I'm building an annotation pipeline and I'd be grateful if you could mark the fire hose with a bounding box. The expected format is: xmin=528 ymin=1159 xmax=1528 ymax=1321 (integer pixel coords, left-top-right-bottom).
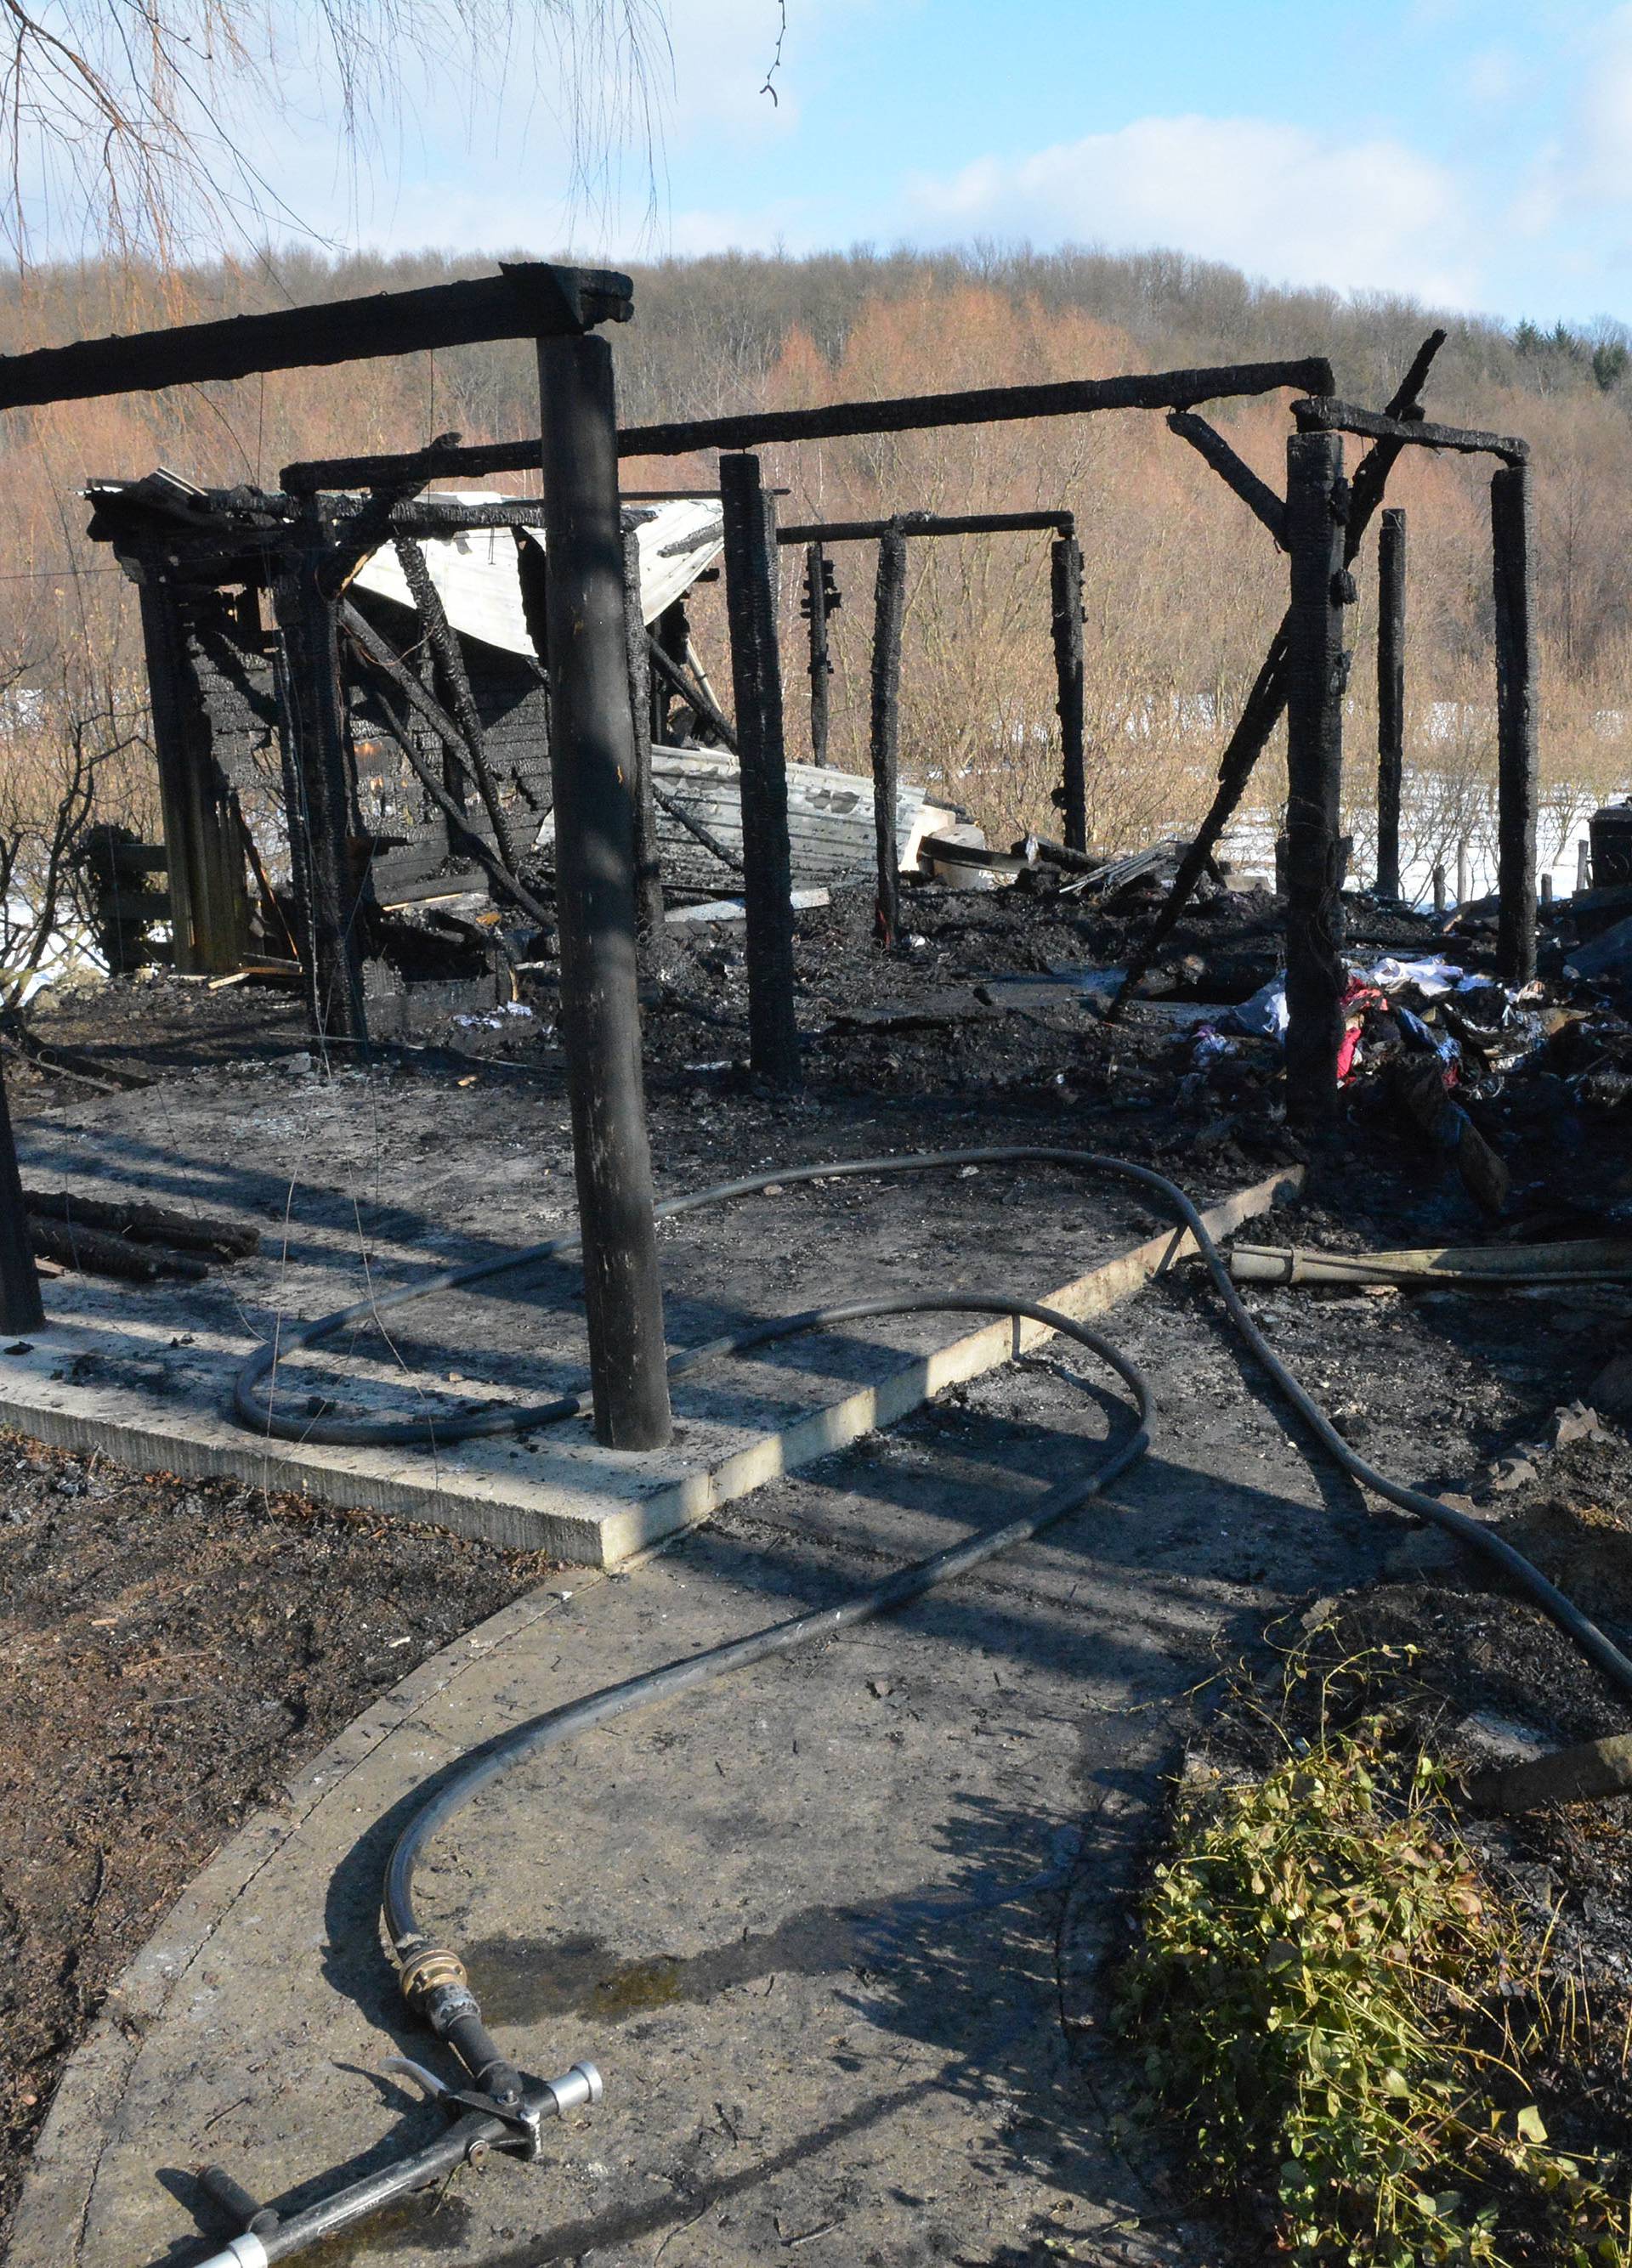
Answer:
xmin=196 ymin=1149 xmax=1632 ymax=2265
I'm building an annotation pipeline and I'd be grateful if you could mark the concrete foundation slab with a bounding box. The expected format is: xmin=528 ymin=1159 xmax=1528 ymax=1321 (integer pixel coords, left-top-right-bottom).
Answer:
xmin=2 ymin=1076 xmax=1299 ymax=1563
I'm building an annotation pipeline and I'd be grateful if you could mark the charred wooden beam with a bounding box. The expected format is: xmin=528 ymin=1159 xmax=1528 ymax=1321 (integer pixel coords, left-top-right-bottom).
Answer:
xmin=1051 ymin=534 xmax=1088 ymax=853
xmin=720 ymin=451 xmax=801 ymax=1085
xmin=1376 ymin=508 xmax=1407 ymax=901
xmin=1166 ymin=412 xmax=1287 ymax=547
xmin=777 ymin=509 xmax=1076 ymax=545
xmin=1293 ymin=397 xmax=1527 ymax=465
xmin=0 ymin=263 xmax=631 ymax=414
xmin=1283 ymin=430 xmax=1350 ymax=1124
xmin=0 ymin=1070 xmax=44 ymax=1332
xmin=623 ymin=526 xmax=664 ymax=937
xmin=536 ymin=328 xmax=672 ymax=1450
xmin=870 ymin=523 xmax=910 ymax=947
xmin=280 ymin=356 xmax=1337 ymax=491
xmin=1492 ymin=461 xmax=1539 ymax=984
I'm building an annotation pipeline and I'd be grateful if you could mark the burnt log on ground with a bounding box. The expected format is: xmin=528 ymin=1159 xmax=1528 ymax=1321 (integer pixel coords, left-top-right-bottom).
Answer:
xmin=24 ymin=1189 xmax=257 ymax=1258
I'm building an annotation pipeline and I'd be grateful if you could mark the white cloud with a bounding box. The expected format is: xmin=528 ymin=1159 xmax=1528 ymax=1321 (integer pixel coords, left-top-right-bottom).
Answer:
xmin=906 ymin=115 xmax=1480 ymax=307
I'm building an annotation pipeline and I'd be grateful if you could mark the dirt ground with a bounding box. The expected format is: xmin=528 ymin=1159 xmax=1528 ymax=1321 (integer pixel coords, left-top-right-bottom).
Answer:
xmin=0 ymin=1447 xmax=556 ymax=2248
xmin=3 ymin=868 xmax=1632 ymax=2260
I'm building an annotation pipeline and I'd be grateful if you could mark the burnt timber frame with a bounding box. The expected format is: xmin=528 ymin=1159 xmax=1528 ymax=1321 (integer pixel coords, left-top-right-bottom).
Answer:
xmin=0 ymin=261 xmax=675 ymax=1447
xmin=282 ymin=353 xmax=1374 ymax=1119
xmin=779 ymin=506 xmax=1090 ymax=907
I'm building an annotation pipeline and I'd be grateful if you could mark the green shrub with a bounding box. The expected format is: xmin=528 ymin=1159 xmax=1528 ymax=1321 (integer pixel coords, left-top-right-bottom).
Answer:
xmin=1117 ymin=1719 xmax=1629 ymax=2265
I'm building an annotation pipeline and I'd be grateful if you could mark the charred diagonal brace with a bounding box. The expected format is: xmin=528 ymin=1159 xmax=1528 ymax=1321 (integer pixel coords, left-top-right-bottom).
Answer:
xmin=646 ymin=631 xmax=739 ymax=750
xmin=343 ymin=626 xmax=555 ymax=930
xmin=391 ymin=537 xmax=519 ymax=872
xmin=652 ymin=783 xmax=745 ymax=874
xmin=1108 ymin=330 xmax=1448 ymax=1017
xmin=1166 ymin=412 xmax=1288 ymax=548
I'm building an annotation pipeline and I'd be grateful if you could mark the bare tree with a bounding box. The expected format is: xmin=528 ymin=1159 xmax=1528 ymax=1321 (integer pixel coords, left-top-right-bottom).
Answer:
xmin=0 ymin=0 xmax=672 ymax=268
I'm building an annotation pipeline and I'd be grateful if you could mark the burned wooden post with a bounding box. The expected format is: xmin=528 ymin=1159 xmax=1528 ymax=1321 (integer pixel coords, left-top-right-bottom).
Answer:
xmin=622 ymin=525 xmax=663 ymax=938
xmin=536 ymin=329 xmax=671 ymax=1451
xmin=802 ymin=540 xmax=836 ymax=765
xmin=719 ymin=451 xmax=800 ymax=1085
xmin=1050 ymin=532 xmax=1087 ymax=853
xmin=136 ymin=572 xmax=249 ymax=975
xmin=870 ymin=522 xmax=909 ymax=948
xmin=0 ymin=1072 xmax=43 ymax=1332
xmin=271 ymin=537 xmax=369 ymax=1043
xmin=1375 ymin=507 xmax=1406 ymax=900
xmin=1492 ymin=461 xmax=1539 ymax=984
xmin=1282 ymin=430 xmax=1349 ymax=1124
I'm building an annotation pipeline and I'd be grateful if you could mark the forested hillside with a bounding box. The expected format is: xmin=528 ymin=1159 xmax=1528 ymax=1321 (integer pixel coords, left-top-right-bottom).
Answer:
xmin=1 ymin=241 xmax=1627 ymax=927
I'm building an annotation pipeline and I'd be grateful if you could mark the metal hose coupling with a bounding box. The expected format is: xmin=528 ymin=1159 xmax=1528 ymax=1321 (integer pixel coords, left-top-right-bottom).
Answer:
xmin=397 ymin=1943 xmax=474 ymax=2029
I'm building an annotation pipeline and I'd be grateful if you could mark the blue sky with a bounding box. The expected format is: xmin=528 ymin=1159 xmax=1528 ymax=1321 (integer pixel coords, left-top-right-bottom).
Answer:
xmin=263 ymin=0 xmax=1632 ymax=328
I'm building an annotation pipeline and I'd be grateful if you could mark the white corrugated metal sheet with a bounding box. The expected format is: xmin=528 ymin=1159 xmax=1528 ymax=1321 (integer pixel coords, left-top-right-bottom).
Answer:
xmin=533 ymin=745 xmax=955 ymax=893
xmin=350 ymin=495 xmax=723 ymax=654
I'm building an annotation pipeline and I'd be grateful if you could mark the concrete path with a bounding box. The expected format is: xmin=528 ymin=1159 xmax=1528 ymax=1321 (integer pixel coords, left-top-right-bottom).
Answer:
xmin=12 ymin=1275 xmax=1392 ymax=2268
